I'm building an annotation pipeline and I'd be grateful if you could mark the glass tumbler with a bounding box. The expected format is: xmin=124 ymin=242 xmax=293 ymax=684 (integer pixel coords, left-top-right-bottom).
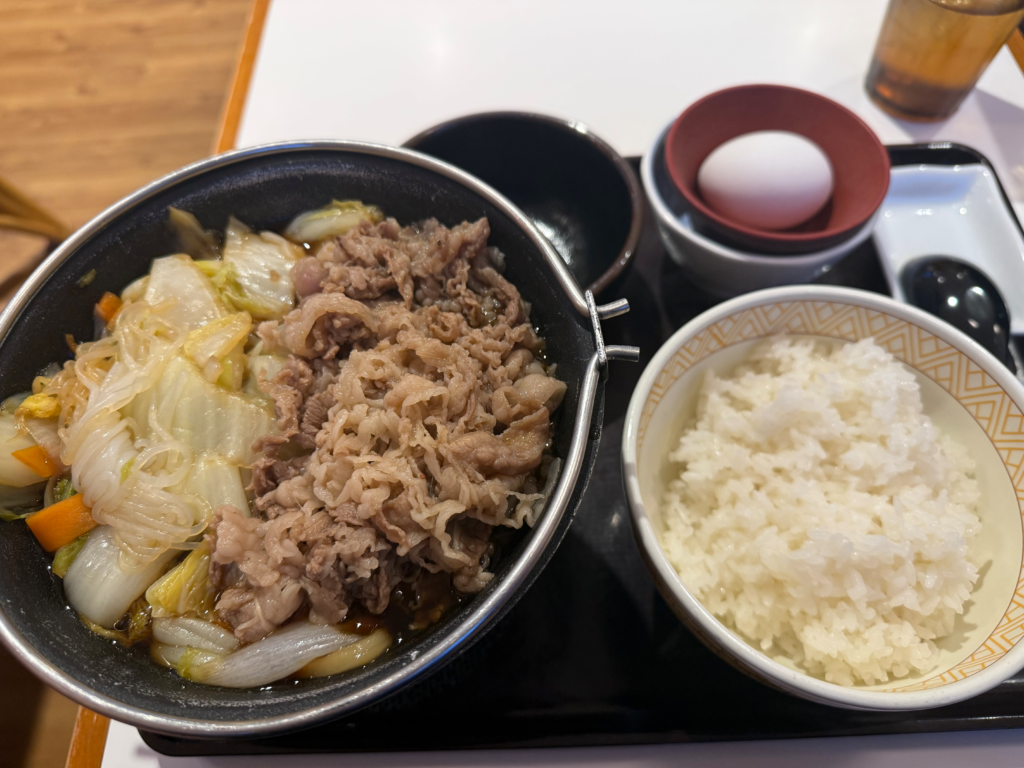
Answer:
xmin=866 ymin=0 xmax=1024 ymax=121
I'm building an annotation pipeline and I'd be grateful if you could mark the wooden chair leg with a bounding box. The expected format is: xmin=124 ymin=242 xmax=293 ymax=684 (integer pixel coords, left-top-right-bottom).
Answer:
xmin=64 ymin=707 xmax=110 ymax=768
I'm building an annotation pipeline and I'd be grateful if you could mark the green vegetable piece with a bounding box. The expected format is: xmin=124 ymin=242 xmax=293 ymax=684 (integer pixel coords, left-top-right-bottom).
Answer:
xmin=52 ymin=533 xmax=89 ymax=578
xmin=120 ymin=458 xmax=134 ymax=484
xmin=53 ymin=477 xmax=77 ymax=503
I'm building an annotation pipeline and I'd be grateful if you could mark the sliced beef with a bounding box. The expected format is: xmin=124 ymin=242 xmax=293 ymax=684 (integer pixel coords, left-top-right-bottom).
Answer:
xmin=212 ymin=216 xmax=564 ymax=641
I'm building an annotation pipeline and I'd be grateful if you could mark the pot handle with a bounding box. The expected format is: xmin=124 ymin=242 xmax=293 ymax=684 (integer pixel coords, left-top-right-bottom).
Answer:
xmin=542 ymin=289 xmax=640 ymax=520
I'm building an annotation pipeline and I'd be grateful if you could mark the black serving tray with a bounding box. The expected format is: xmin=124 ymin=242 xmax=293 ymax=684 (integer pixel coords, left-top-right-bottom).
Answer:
xmin=143 ymin=146 xmax=1024 ymax=756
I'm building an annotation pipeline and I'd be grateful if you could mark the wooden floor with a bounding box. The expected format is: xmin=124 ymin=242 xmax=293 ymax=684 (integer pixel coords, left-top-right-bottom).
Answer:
xmin=0 ymin=1 xmax=251 ymax=765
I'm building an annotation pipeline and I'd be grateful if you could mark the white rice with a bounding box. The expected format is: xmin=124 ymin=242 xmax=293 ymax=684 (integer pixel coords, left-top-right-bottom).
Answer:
xmin=659 ymin=337 xmax=981 ymax=686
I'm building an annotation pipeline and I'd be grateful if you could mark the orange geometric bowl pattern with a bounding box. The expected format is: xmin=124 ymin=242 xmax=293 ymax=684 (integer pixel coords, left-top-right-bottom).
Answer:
xmin=637 ymin=299 xmax=1024 ymax=691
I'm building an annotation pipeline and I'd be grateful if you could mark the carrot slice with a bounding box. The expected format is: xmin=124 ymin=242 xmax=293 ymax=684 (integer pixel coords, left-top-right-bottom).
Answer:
xmin=26 ymin=493 xmax=96 ymax=552
xmin=11 ymin=445 xmax=57 ymax=478
xmin=95 ymin=291 xmax=122 ymax=326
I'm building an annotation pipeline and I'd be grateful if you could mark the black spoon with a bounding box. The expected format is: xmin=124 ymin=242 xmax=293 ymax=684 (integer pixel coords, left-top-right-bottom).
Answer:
xmin=902 ymin=258 xmax=1016 ymax=372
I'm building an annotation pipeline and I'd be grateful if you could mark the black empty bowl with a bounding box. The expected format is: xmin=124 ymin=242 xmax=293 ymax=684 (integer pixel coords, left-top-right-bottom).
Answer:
xmin=404 ymin=112 xmax=643 ymax=295
xmin=0 ymin=141 xmax=607 ymax=736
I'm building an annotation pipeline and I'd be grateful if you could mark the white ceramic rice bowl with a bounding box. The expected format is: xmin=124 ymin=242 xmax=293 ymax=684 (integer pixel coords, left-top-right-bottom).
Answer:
xmin=623 ymin=285 xmax=1024 ymax=710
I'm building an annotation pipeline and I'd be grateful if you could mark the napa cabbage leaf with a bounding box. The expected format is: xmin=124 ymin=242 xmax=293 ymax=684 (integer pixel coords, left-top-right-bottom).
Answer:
xmin=143 ymin=254 xmax=227 ymax=330
xmin=145 ymin=539 xmax=216 ymax=619
xmin=207 ymin=217 xmax=303 ymax=320
xmin=182 ymin=312 xmax=252 ymax=390
xmin=123 ymin=354 xmax=276 ymax=466
xmin=283 ymin=199 xmax=383 ymax=245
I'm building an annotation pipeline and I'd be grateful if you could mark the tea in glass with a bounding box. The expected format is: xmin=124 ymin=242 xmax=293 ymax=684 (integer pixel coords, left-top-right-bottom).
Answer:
xmin=866 ymin=0 xmax=1024 ymax=121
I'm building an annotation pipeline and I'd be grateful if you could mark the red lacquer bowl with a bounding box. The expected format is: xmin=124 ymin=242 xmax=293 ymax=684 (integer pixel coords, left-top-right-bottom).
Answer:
xmin=665 ymin=84 xmax=890 ymax=255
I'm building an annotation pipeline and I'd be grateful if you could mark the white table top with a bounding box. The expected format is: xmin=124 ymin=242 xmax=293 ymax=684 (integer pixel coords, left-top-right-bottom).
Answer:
xmin=102 ymin=718 xmax=1024 ymax=768
xmin=99 ymin=1 xmax=1024 ymax=764
xmin=238 ymin=0 xmax=1024 ymax=213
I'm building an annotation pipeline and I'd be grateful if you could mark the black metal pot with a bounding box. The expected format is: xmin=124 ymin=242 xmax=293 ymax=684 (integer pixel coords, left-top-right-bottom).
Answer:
xmin=0 ymin=142 xmax=636 ymax=737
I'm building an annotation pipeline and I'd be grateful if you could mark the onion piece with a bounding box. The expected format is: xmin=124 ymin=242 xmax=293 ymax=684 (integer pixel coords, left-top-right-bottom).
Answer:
xmin=42 ymin=475 xmax=58 ymax=509
xmin=120 ymin=275 xmax=149 ymax=303
xmin=151 ymin=617 xmax=239 ymax=654
xmin=188 ymin=622 xmax=362 ymax=688
xmin=63 ymin=526 xmax=178 ymax=628
xmin=0 ymin=393 xmax=29 ymax=415
xmin=0 ymin=414 xmax=45 ymax=488
xmin=0 ymin=481 xmax=46 ymax=511
xmin=22 ymin=417 xmax=66 ymax=471
xmin=283 ymin=200 xmax=383 ymax=245
xmin=169 ymin=207 xmax=220 ymax=261
xmin=296 ymin=628 xmax=391 ymax=679
xmin=151 ymin=642 xmax=222 ymax=671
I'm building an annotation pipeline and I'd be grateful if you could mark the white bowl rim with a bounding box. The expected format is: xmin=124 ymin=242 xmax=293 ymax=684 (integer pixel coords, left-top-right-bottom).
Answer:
xmin=640 ymin=123 xmax=877 ymax=266
xmin=622 ymin=283 xmax=1024 ymax=710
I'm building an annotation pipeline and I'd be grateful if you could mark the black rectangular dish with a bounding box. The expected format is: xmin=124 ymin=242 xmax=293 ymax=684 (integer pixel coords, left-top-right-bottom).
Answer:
xmin=143 ymin=145 xmax=1024 ymax=756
